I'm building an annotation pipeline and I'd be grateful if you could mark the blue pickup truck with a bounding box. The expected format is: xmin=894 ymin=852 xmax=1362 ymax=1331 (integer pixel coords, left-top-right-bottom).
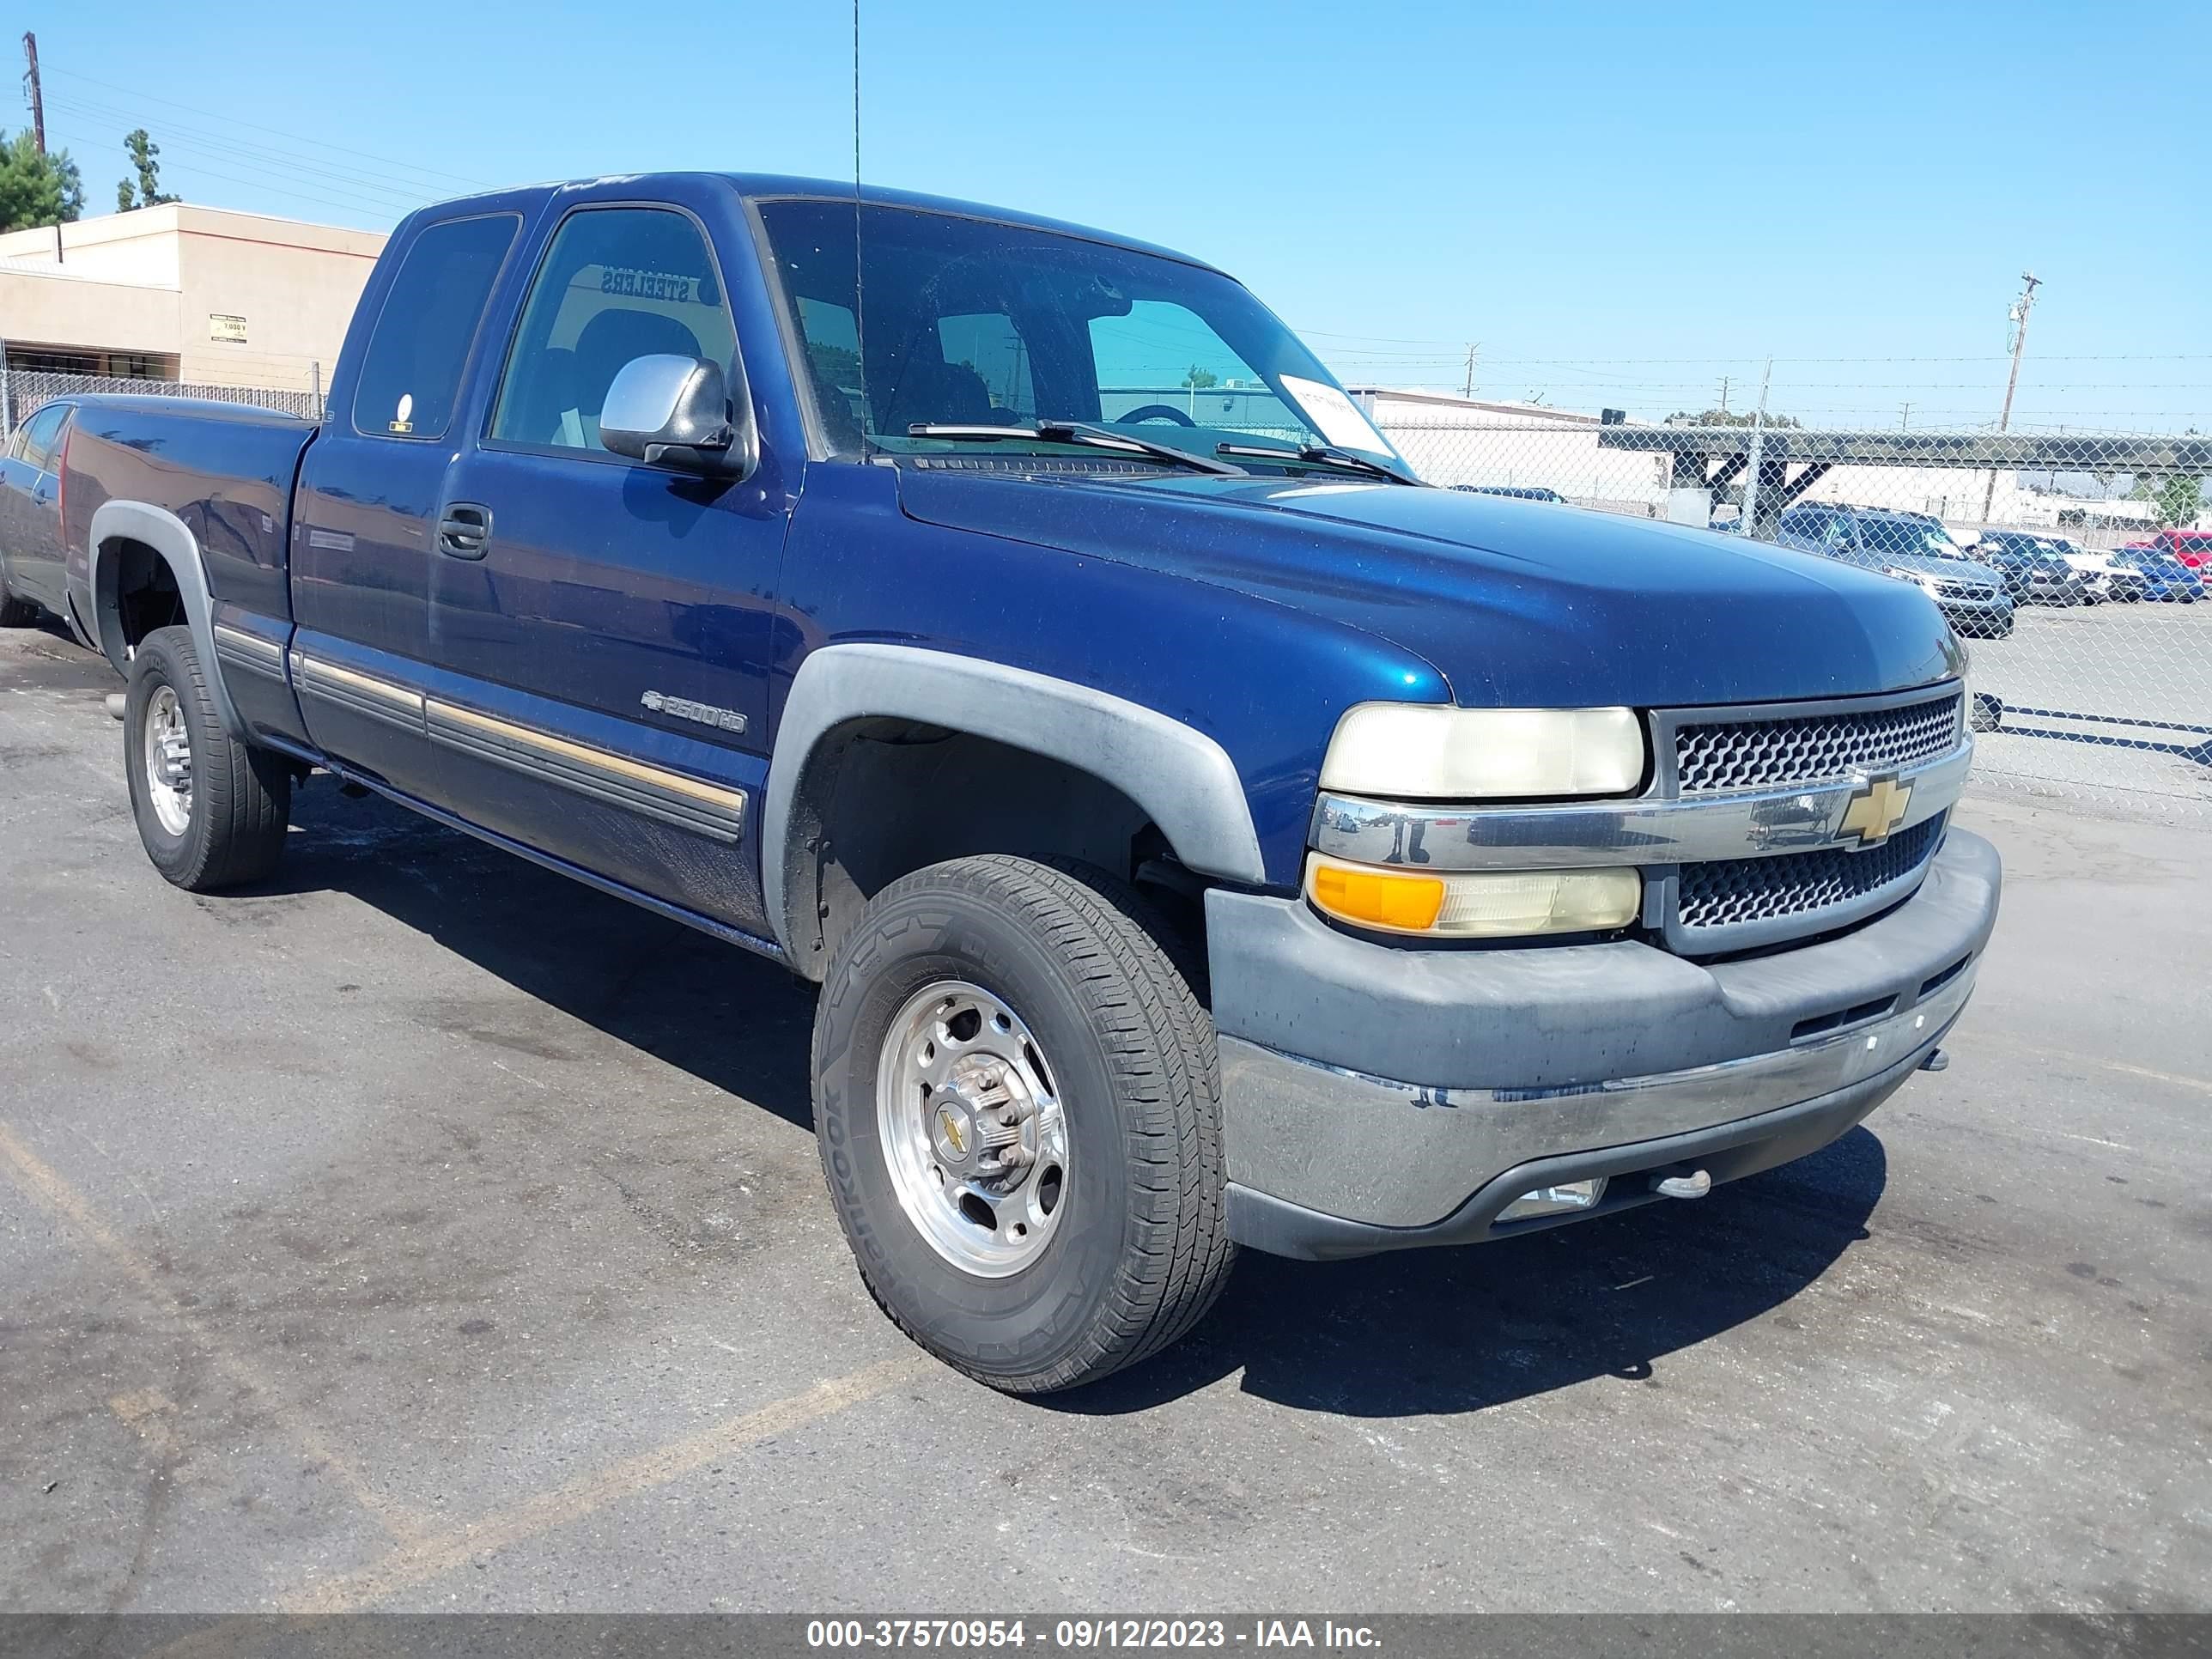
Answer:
xmin=43 ymin=173 xmax=2001 ymax=1393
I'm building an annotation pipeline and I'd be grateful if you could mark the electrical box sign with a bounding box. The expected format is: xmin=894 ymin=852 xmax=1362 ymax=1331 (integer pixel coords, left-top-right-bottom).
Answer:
xmin=209 ymin=313 xmax=248 ymax=343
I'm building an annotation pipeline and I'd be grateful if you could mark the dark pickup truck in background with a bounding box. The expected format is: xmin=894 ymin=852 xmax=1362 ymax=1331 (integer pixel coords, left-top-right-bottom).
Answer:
xmin=45 ymin=172 xmax=2001 ymax=1393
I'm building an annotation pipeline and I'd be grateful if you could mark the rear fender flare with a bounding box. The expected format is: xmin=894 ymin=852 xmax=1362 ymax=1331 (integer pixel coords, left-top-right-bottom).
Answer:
xmin=763 ymin=642 xmax=1266 ymax=961
xmin=87 ymin=500 xmax=245 ymax=738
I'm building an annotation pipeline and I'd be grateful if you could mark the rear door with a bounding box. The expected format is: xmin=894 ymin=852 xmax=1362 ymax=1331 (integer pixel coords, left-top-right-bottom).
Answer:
xmin=421 ymin=184 xmax=794 ymax=937
xmin=289 ymin=208 xmax=528 ymax=796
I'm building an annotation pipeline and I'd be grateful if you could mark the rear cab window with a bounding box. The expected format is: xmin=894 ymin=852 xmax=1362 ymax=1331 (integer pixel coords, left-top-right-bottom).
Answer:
xmin=350 ymin=213 xmax=521 ymax=441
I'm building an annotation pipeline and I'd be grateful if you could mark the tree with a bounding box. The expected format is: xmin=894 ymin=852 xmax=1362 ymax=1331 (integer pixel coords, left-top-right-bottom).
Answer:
xmin=116 ymin=129 xmax=179 ymax=212
xmin=0 ymin=129 xmax=85 ymax=232
xmin=1182 ymin=365 xmax=1218 ymax=391
xmin=2136 ymin=473 xmax=2203 ymax=529
xmin=1665 ymin=406 xmax=1802 ymax=429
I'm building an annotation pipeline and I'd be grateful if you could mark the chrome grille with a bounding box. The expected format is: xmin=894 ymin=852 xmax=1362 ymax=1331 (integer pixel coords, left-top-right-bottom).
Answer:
xmin=1675 ymin=816 xmax=1943 ymax=940
xmin=1932 ymin=579 xmax=1996 ymax=602
xmin=1674 ymin=690 xmax=1962 ymax=793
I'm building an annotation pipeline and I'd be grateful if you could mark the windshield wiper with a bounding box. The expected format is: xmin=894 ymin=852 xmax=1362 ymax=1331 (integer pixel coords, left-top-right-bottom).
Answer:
xmin=1214 ymin=441 xmax=1425 ymax=487
xmin=905 ymin=422 xmax=1247 ymax=477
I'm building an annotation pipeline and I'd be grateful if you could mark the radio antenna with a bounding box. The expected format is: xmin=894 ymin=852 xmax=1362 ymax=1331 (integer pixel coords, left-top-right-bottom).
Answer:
xmin=851 ymin=0 xmax=870 ymax=457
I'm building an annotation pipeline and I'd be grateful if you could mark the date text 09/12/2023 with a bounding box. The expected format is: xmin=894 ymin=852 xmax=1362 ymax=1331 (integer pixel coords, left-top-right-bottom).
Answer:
xmin=805 ymin=1620 xmax=1382 ymax=1650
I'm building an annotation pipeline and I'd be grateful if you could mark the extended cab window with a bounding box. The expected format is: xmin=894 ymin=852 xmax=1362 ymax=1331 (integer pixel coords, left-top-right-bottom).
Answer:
xmin=14 ymin=403 xmax=70 ymax=469
xmin=490 ymin=207 xmax=738 ymax=453
xmin=350 ymin=213 xmax=519 ymax=441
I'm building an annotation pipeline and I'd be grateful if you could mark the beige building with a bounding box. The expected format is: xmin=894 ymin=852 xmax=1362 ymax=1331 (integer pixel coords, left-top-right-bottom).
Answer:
xmin=0 ymin=204 xmax=386 ymax=394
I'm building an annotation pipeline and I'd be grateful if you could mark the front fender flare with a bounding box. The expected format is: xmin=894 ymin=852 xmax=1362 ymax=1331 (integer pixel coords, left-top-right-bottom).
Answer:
xmin=88 ymin=500 xmax=246 ymax=739
xmin=763 ymin=643 xmax=1266 ymax=959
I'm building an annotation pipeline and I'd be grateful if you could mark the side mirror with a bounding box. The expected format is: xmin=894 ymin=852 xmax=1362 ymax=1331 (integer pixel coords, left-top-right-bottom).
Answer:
xmin=599 ymin=354 xmax=757 ymax=480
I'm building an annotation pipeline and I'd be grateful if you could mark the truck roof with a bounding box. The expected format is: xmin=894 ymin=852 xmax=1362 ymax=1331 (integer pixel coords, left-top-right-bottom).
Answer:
xmin=410 ymin=171 xmax=1225 ymax=276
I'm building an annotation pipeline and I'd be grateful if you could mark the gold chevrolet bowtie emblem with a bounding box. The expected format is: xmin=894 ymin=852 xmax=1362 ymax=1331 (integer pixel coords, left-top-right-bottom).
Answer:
xmin=938 ymin=1108 xmax=966 ymax=1155
xmin=1837 ymin=774 xmax=1912 ymax=847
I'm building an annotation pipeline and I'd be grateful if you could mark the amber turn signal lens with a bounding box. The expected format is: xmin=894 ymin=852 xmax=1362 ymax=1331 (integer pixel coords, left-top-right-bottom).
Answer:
xmin=1306 ymin=857 xmax=1641 ymax=939
xmin=1307 ymin=861 xmax=1447 ymax=933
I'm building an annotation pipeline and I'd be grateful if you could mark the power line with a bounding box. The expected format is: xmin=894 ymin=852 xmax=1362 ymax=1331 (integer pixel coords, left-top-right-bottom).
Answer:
xmin=45 ymin=125 xmax=417 ymax=223
xmin=45 ymin=64 xmax=495 ymax=189
xmin=45 ymin=95 xmax=441 ymax=210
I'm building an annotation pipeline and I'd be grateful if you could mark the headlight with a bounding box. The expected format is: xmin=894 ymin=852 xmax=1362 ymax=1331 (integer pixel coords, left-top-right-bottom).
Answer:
xmin=1320 ymin=704 xmax=1645 ymax=799
xmin=1305 ymin=857 xmax=1642 ymax=939
xmin=1883 ymin=564 xmax=1931 ymax=584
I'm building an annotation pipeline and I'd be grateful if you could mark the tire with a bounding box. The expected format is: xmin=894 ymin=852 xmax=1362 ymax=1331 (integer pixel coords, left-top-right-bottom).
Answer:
xmin=125 ymin=625 xmax=291 ymax=890
xmin=0 ymin=559 xmax=38 ymax=628
xmin=812 ymin=854 xmax=1234 ymax=1394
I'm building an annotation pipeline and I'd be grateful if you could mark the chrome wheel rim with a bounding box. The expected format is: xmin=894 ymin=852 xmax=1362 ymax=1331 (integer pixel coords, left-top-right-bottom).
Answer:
xmin=875 ymin=979 xmax=1068 ymax=1277
xmin=143 ymin=685 xmax=193 ymax=837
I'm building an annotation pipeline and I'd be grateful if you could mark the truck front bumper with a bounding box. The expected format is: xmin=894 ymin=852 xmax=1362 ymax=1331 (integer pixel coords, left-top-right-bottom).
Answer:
xmin=1207 ymin=828 xmax=2001 ymax=1260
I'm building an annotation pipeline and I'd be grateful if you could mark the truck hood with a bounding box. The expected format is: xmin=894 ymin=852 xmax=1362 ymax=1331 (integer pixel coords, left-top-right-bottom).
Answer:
xmin=895 ymin=470 xmax=1962 ymax=708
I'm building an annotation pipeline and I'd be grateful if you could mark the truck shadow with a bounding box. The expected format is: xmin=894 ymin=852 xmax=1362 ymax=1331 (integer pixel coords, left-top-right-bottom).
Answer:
xmin=268 ymin=779 xmax=822 ymax=1130
xmin=1059 ymin=1127 xmax=1884 ymax=1417
xmin=266 ymin=781 xmax=1887 ymax=1419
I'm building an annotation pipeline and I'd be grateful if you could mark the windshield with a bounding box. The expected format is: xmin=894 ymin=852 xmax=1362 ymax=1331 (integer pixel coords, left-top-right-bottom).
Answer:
xmin=756 ymin=199 xmax=1403 ymax=469
xmin=1859 ymin=517 xmax=1967 ymax=560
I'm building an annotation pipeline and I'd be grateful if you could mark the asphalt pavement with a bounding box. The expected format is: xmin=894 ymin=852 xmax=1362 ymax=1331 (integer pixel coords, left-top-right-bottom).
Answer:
xmin=2 ymin=619 xmax=2207 ymax=1613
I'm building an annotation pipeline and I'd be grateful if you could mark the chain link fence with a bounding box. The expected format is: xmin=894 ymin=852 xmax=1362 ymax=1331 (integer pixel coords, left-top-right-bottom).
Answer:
xmin=1369 ymin=402 xmax=2212 ymax=817
xmin=1 ymin=368 xmax=323 ymax=437
xmin=3 ymin=366 xmax=2201 ymax=814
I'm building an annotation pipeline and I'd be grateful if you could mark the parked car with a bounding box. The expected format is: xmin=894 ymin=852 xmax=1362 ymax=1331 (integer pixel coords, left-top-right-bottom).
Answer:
xmin=0 ymin=398 xmax=81 ymax=629
xmin=1775 ymin=504 xmax=2014 ymax=636
xmin=1452 ymin=484 xmax=1566 ymax=502
xmin=1999 ymin=532 xmax=2140 ymax=604
xmin=55 ymin=172 xmax=2000 ymax=1393
xmin=2126 ymin=530 xmax=2212 ymax=588
xmin=1969 ymin=532 xmax=2093 ymax=606
xmin=2111 ymin=547 xmax=2204 ymax=603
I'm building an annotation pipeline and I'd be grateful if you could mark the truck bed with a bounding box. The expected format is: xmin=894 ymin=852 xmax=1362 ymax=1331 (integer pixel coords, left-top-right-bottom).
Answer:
xmin=63 ymin=395 xmax=317 ymax=631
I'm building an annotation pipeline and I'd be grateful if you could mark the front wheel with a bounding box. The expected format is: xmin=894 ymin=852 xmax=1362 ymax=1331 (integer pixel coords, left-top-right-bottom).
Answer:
xmin=812 ymin=855 xmax=1233 ymax=1394
xmin=125 ymin=626 xmax=291 ymax=890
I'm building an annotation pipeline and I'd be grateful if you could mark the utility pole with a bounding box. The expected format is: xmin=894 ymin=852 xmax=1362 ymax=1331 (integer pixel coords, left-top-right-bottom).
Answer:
xmin=1981 ymin=270 xmax=2040 ymax=523
xmin=1461 ymin=343 xmax=1479 ymax=400
xmin=1900 ymin=402 xmax=1911 ymax=430
xmin=1738 ymin=357 xmax=1772 ymax=538
xmin=21 ymin=33 xmax=43 ymax=154
xmin=1717 ymin=375 xmax=1730 ymax=416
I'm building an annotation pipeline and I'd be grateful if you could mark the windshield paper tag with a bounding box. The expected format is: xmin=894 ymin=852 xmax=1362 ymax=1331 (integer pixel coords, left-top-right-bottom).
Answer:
xmin=1281 ymin=375 xmax=1389 ymax=454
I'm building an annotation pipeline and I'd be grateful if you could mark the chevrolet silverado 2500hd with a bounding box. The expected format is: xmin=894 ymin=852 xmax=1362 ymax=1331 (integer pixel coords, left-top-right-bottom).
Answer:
xmin=54 ymin=174 xmax=2001 ymax=1392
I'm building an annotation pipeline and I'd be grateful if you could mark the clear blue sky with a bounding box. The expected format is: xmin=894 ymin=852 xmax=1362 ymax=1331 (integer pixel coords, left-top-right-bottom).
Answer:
xmin=21 ymin=0 xmax=2211 ymax=429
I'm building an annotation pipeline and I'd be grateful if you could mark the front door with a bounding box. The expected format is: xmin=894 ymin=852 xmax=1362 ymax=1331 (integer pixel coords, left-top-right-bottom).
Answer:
xmin=423 ymin=194 xmax=792 ymax=938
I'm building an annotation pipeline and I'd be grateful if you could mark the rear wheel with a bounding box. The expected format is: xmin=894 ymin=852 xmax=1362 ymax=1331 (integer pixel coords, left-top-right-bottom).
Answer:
xmin=0 ymin=560 xmax=37 ymax=627
xmin=812 ymin=855 xmax=1233 ymax=1394
xmin=125 ymin=625 xmax=291 ymax=890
